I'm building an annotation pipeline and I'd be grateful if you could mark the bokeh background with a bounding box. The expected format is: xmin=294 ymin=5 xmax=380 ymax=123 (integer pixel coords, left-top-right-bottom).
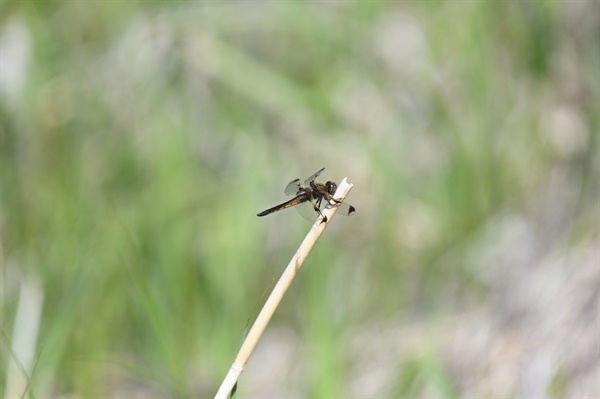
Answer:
xmin=1 ymin=1 xmax=598 ymax=398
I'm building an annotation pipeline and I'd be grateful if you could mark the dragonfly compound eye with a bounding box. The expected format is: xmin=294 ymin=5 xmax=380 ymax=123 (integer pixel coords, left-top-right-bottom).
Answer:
xmin=327 ymin=181 xmax=337 ymax=194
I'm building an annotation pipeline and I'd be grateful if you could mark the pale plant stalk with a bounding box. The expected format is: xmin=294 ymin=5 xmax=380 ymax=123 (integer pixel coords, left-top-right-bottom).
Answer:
xmin=214 ymin=178 xmax=354 ymax=399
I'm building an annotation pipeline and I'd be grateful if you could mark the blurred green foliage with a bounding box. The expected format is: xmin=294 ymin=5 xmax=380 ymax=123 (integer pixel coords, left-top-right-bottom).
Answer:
xmin=1 ymin=0 xmax=597 ymax=397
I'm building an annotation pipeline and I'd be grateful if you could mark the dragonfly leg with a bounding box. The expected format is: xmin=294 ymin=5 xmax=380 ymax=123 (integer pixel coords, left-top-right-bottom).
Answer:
xmin=313 ymin=197 xmax=328 ymax=223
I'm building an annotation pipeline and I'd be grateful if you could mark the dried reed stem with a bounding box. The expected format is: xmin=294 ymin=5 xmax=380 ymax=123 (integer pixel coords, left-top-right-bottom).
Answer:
xmin=214 ymin=178 xmax=354 ymax=399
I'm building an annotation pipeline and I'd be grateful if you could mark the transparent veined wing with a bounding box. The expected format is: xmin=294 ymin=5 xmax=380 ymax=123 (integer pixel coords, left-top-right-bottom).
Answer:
xmin=303 ymin=167 xmax=325 ymax=186
xmin=330 ymin=201 xmax=356 ymax=216
xmin=284 ymin=167 xmax=324 ymax=197
xmin=284 ymin=179 xmax=303 ymax=197
xmin=294 ymin=198 xmax=321 ymax=222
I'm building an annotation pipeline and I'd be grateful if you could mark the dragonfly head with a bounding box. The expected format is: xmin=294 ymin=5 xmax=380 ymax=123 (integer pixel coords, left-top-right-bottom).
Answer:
xmin=325 ymin=181 xmax=337 ymax=195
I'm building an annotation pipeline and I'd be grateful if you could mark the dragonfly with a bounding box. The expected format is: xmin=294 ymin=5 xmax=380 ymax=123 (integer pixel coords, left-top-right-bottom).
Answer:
xmin=257 ymin=168 xmax=356 ymax=223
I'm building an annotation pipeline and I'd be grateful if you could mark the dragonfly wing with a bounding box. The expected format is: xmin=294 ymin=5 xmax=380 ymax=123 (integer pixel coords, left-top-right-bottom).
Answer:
xmin=284 ymin=179 xmax=303 ymax=197
xmin=316 ymin=195 xmax=356 ymax=216
xmin=294 ymin=198 xmax=320 ymax=222
xmin=332 ymin=201 xmax=356 ymax=216
xmin=303 ymin=167 xmax=325 ymax=186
